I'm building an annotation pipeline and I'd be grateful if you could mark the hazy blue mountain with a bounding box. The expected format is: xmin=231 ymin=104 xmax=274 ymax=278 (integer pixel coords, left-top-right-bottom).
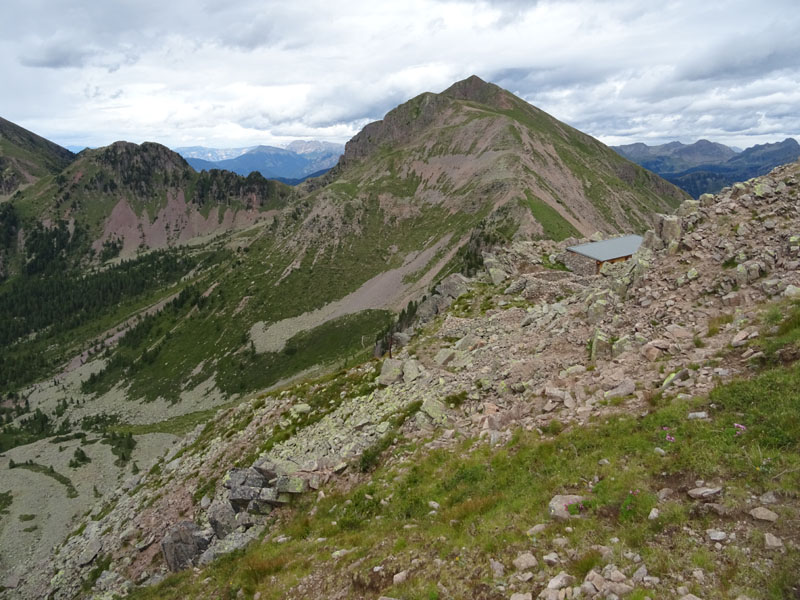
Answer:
xmin=614 ymin=138 xmax=800 ymax=197
xmin=613 ymin=139 xmax=738 ymax=173
xmin=176 ymin=141 xmax=344 ymax=182
xmin=174 ymin=146 xmax=254 ymax=161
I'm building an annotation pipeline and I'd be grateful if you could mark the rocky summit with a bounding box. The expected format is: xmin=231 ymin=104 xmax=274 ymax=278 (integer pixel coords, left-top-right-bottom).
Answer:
xmin=0 ymin=79 xmax=798 ymax=600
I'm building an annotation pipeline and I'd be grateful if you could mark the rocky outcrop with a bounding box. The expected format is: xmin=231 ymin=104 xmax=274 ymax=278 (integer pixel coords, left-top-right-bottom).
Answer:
xmin=161 ymin=522 xmax=212 ymax=572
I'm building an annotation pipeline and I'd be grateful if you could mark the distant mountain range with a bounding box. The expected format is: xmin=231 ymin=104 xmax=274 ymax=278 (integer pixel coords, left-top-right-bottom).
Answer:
xmin=175 ymin=140 xmax=344 ymax=184
xmin=613 ymin=138 xmax=800 ymax=197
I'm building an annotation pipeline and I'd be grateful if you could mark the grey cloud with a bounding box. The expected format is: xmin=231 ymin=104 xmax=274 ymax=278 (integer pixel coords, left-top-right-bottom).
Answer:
xmin=19 ymin=43 xmax=97 ymax=69
xmin=2 ymin=0 xmax=799 ymax=150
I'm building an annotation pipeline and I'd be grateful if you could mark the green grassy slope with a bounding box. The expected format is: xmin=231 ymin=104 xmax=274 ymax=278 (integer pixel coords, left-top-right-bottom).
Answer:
xmin=12 ymin=141 xmax=293 ymax=242
xmin=328 ymin=76 xmax=686 ymax=243
xmin=0 ymin=116 xmax=75 ymax=196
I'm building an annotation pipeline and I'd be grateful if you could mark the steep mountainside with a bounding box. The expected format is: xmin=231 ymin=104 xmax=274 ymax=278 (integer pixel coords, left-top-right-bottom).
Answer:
xmin=0 ymin=116 xmax=75 ymax=197
xmin=327 ymin=75 xmax=685 ymax=242
xmin=5 ymin=159 xmax=798 ymax=600
xmin=615 ymin=138 xmax=800 ymax=198
xmin=12 ymin=140 xmax=293 ymax=260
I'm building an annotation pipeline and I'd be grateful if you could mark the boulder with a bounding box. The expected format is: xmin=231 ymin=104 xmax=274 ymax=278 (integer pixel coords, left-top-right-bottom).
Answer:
xmin=513 ymin=552 xmax=538 ymax=571
xmin=207 ymin=499 xmax=238 ymax=539
xmin=604 ymin=379 xmax=635 ymax=400
xmin=197 ymin=526 xmax=263 ymax=566
xmin=251 ymin=457 xmax=282 ymax=480
xmin=784 ymin=284 xmax=800 ymax=298
xmin=224 ymin=468 xmax=267 ymax=490
xmin=161 ymin=522 xmax=212 ymax=572
xmin=504 ymin=277 xmax=527 ymax=295
xmin=547 ymin=571 xmax=576 ymax=590
xmin=489 ymin=268 xmax=508 ymax=286
xmin=590 ymin=329 xmax=612 ymax=362
xmin=642 ymin=229 xmax=664 ymax=251
xmin=421 ymin=398 xmax=448 ymax=425
xmin=677 ymin=200 xmax=700 ymax=216
xmin=548 ymin=494 xmax=585 ymax=520
xmin=257 ymin=487 xmax=290 ymax=506
xmin=378 ymin=358 xmax=405 ymax=386
xmin=436 ymin=273 xmax=469 ymax=300
xmin=489 ymin=558 xmax=505 ymax=578
xmin=687 ymin=486 xmax=722 ymax=499
xmin=764 ymin=532 xmax=784 ymax=550
xmin=275 ymin=475 xmax=308 ymax=494
xmin=229 ymin=485 xmax=262 ymax=508
xmin=402 ymin=359 xmax=423 ymax=383
xmin=78 ymin=538 xmax=102 ymax=567
xmin=749 ymin=506 xmax=778 ymax=522
xmin=655 ymin=214 xmax=682 ymax=245
xmin=434 ymin=348 xmax=456 ymax=367
xmin=454 ymin=333 xmax=482 ymax=351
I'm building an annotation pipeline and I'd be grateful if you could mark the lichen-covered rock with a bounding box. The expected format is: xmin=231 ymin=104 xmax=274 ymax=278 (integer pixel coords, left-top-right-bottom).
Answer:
xmin=251 ymin=458 xmax=283 ymax=480
xmin=402 ymin=359 xmax=423 ymax=383
xmin=421 ymin=398 xmax=448 ymax=425
xmin=590 ymin=329 xmax=612 ymax=362
xmin=434 ymin=348 xmax=456 ymax=366
xmin=275 ymin=475 xmax=308 ymax=494
xmin=548 ymin=495 xmax=585 ymax=520
xmin=655 ymin=213 xmax=682 ymax=245
xmin=378 ymin=358 xmax=405 ymax=385
xmin=488 ymin=267 xmax=508 ymax=285
xmin=223 ymin=468 xmax=267 ymax=490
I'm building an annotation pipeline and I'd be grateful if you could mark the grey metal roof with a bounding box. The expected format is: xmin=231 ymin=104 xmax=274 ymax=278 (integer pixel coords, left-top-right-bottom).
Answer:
xmin=567 ymin=234 xmax=643 ymax=262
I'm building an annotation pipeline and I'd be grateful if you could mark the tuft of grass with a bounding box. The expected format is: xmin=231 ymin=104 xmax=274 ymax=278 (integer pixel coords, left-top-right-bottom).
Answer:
xmin=81 ymin=554 xmax=112 ymax=595
xmin=542 ymin=419 xmax=564 ymax=435
xmin=359 ymin=400 xmax=422 ymax=472
xmin=569 ymin=549 xmax=603 ymax=579
xmin=443 ymin=390 xmax=468 ymax=407
xmin=0 ymin=490 xmax=11 ymax=517
xmin=18 ymin=513 xmax=35 ymax=522
xmin=707 ymin=313 xmax=734 ymax=336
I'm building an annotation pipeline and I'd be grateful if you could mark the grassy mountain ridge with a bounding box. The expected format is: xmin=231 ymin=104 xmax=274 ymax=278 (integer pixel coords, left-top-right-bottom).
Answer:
xmin=333 ymin=75 xmax=686 ymax=240
xmin=0 ymin=116 xmax=75 ymax=197
xmin=10 ymin=140 xmax=294 ymax=263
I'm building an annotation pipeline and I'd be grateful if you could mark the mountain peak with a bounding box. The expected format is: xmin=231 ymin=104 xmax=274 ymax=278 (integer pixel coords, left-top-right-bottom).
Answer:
xmin=441 ymin=75 xmax=504 ymax=105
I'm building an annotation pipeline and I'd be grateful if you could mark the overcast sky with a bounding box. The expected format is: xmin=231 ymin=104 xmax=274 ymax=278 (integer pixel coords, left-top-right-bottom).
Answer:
xmin=2 ymin=0 xmax=798 ymax=150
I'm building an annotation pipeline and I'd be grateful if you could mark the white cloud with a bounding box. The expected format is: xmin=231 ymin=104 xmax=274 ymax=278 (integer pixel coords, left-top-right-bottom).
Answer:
xmin=1 ymin=0 xmax=798 ymax=150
